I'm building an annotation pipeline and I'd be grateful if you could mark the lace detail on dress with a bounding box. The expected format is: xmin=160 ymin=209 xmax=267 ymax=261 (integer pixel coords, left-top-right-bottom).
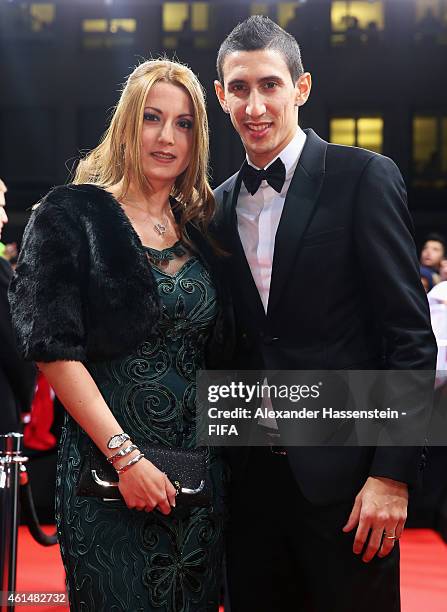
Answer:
xmin=56 ymin=243 xmax=226 ymax=611
xmin=144 ymin=241 xmax=193 ymax=276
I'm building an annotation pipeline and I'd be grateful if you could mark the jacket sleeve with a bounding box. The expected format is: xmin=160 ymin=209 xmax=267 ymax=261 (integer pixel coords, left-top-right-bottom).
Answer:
xmin=8 ymin=193 xmax=88 ymax=362
xmin=354 ymin=154 xmax=436 ymax=370
xmin=0 ymin=258 xmax=36 ymax=412
xmin=353 ymin=155 xmax=437 ymax=485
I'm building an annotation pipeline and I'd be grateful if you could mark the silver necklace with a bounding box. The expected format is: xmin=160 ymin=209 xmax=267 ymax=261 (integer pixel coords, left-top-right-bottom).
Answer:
xmin=151 ymin=213 xmax=169 ymax=236
xmin=124 ymin=201 xmax=170 ymax=237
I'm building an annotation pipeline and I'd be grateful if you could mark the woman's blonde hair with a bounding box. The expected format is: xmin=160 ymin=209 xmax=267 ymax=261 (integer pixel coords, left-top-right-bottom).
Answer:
xmin=73 ymin=58 xmax=215 ymax=236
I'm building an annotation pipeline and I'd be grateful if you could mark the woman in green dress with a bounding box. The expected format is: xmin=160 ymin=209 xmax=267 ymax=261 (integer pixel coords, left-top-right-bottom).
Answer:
xmin=10 ymin=59 xmax=230 ymax=612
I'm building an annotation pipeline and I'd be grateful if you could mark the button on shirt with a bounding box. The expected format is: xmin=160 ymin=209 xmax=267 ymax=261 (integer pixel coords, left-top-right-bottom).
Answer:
xmin=236 ymin=127 xmax=307 ymax=312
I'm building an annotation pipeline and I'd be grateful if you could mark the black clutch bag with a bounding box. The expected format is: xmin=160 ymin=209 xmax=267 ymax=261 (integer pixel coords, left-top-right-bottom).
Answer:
xmin=76 ymin=441 xmax=211 ymax=508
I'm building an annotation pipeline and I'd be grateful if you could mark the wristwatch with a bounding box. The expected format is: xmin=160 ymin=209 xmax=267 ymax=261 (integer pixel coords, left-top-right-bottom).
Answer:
xmin=107 ymin=433 xmax=130 ymax=449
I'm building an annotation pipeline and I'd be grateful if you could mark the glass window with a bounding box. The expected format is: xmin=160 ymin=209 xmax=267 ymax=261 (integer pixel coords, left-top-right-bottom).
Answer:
xmin=331 ymin=1 xmax=384 ymax=45
xmin=163 ymin=2 xmax=189 ymax=32
xmin=413 ymin=115 xmax=447 ymax=179
xmin=278 ymin=2 xmax=302 ymax=29
xmin=82 ymin=19 xmax=108 ymax=33
xmin=81 ymin=17 xmax=137 ymax=49
xmin=330 ymin=118 xmax=356 ymax=146
xmin=163 ymin=36 xmax=178 ymax=48
xmin=163 ymin=2 xmax=209 ymax=32
xmin=191 ymin=3 xmax=209 ymax=31
xmin=162 ymin=2 xmax=211 ymax=49
xmin=413 ymin=117 xmax=438 ymax=174
xmin=414 ymin=0 xmax=447 ymax=44
xmin=330 ymin=116 xmax=383 ymax=153
xmin=0 ymin=2 xmax=56 ymax=38
xmin=110 ymin=19 xmax=137 ymax=34
xmin=415 ymin=0 xmax=444 ymax=21
xmin=251 ymin=3 xmax=269 ymax=17
xmin=30 ymin=3 xmax=55 ymax=32
xmin=357 ymin=118 xmax=383 ymax=153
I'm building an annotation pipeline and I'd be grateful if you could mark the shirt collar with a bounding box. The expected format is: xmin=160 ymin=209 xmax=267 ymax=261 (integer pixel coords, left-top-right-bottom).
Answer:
xmin=246 ymin=126 xmax=307 ymax=179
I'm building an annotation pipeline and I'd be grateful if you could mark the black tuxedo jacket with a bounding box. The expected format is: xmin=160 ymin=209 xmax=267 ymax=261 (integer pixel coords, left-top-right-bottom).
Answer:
xmin=0 ymin=257 xmax=36 ymax=434
xmin=213 ymin=128 xmax=437 ymax=504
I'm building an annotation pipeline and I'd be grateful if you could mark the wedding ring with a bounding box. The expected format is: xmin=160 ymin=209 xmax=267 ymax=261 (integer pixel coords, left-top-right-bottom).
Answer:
xmin=384 ymin=531 xmax=398 ymax=540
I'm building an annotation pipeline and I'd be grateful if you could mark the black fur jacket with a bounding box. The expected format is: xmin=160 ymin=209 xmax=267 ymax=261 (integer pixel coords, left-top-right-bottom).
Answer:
xmin=9 ymin=183 xmax=233 ymax=365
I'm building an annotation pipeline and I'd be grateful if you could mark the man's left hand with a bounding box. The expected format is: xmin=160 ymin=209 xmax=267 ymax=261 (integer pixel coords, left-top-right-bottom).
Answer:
xmin=342 ymin=476 xmax=408 ymax=563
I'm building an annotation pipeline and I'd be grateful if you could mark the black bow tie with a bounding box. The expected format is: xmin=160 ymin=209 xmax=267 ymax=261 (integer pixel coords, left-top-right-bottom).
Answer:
xmin=241 ymin=157 xmax=286 ymax=196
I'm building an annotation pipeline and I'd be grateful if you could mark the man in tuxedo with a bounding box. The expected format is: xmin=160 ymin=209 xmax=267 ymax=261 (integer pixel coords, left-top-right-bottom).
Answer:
xmin=0 ymin=179 xmax=36 ymax=434
xmin=212 ymin=16 xmax=437 ymax=612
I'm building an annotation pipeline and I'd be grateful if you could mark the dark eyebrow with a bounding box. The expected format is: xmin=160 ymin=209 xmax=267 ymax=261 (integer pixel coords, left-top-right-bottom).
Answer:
xmin=227 ymin=76 xmax=284 ymax=88
xmin=227 ymin=79 xmax=247 ymax=88
xmin=259 ymin=75 xmax=284 ymax=84
xmin=144 ymin=106 xmax=193 ymax=118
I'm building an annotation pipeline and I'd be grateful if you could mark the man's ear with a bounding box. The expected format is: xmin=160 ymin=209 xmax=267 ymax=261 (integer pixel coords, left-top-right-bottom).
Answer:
xmin=295 ymin=72 xmax=312 ymax=108
xmin=214 ymin=80 xmax=230 ymax=114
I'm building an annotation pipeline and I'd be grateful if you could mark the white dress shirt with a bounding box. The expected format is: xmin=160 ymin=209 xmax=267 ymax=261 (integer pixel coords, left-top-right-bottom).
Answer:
xmin=236 ymin=127 xmax=307 ymax=312
xmin=236 ymin=127 xmax=307 ymax=431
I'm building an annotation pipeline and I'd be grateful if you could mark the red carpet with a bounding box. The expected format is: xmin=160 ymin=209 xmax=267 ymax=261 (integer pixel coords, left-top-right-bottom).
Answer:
xmin=400 ymin=529 xmax=447 ymax=611
xmin=16 ymin=527 xmax=447 ymax=611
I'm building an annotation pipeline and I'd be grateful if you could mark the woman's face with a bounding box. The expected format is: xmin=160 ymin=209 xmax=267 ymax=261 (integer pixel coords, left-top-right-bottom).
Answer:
xmin=140 ymin=81 xmax=194 ymax=190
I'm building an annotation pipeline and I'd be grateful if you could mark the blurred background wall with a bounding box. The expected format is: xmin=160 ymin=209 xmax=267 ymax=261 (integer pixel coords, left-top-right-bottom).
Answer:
xmin=0 ymin=0 xmax=446 ymax=246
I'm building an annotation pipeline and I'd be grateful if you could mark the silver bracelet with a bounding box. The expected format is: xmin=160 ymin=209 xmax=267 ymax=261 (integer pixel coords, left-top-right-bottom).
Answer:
xmin=107 ymin=433 xmax=130 ymax=449
xmin=107 ymin=444 xmax=138 ymax=464
xmin=115 ymin=452 xmax=145 ymax=474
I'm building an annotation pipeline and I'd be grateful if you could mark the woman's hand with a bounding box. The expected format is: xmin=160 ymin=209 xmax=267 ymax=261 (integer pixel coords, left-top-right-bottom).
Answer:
xmin=117 ymin=457 xmax=177 ymax=514
xmin=34 ymin=362 xmax=178 ymax=515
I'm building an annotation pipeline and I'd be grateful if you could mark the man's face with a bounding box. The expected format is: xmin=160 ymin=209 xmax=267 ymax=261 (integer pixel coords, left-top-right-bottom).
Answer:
xmin=215 ymin=49 xmax=311 ymax=168
xmin=0 ymin=179 xmax=8 ymax=241
xmin=420 ymin=240 xmax=444 ymax=269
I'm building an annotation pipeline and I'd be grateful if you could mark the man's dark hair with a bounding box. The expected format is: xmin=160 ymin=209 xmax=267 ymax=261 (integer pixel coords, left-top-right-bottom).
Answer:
xmin=216 ymin=15 xmax=304 ymax=84
xmin=423 ymin=232 xmax=446 ymax=251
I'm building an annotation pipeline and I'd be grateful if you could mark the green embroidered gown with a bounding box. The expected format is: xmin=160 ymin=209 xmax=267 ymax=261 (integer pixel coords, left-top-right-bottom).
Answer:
xmin=55 ymin=242 xmax=226 ymax=612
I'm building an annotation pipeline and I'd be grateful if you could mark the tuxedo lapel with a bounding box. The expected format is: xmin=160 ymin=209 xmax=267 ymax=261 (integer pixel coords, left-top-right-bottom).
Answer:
xmin=223 ymin=170 xmax=266 ymax=324
xmin=267 ymin=129 xmax=327 ymax=316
